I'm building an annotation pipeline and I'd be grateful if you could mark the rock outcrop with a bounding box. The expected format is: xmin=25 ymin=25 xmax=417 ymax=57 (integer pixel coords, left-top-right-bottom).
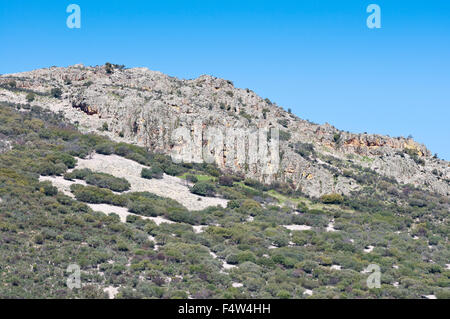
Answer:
xmin=1 ymin=64 xmax=448 ymax=197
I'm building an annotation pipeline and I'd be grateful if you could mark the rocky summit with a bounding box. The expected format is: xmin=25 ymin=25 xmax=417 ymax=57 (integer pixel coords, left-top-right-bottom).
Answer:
xmin=0 ymin=63 xmax=448 ymax=197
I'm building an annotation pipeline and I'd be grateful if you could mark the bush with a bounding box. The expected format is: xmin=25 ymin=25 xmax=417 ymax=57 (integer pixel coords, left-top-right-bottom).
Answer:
xmin=205 ymin=166 xmax=221 ymax=177
xmin=50 ymin=88 xmax=62 ymax=99
xmin=219 ymin=175 xmax=234 ymax=187
xmin=34 ymin=234 xmax=44 ymax=245
xmin=95 ymin=143 xmax=114 ymax=155
xmin=98 ymin=122 xmax=109 ymax=132
xmin=71 ymin=184 xmax=119 ymax=204
xmin=37 ymin=162 xmax=67 ymax=176
xmin=320 ymin=193 xmax=344 ymax=204
xmin=141 ymin=166 xmax=163 ymax=180
xmin=185 ymin=174 xmax=198 ymax=183
xmin=277 ymin=119 xmax=289 ymax=128
xmin=128 ymin=200 xmax=158 ymax=217
xmin=277 ymin=290 xmax=291 ymax=299
xmin=244 ymin=179 xmax=264 ymax=190
xmin=85 ymin=173 xmax=130 ymax=192
xmin=333 ymin=133 xmax=341 ymax=143
xmin=294 ymin=142 xmax=315 ymax=158
xmin=191 ymin=182 xmax=216 ymax=197
xmin=66 ymin=169 xmax=130 ymax=192
xmin=279 ymin=130 xmax=291 ymax=141
xmin=227 ymin=200 xmax=241 ymax=209
xmin=241 ymin=199 xmax=262 ymax=215
xmin=26 ymin=93 xmax=35 ymax=102
xmin=163 ymin=164 xmax=184 ymax=176
xmin=65 ymin=168 xmax=92 ymax=180
xmin=39 ymin=181 xmax=58 ymax=196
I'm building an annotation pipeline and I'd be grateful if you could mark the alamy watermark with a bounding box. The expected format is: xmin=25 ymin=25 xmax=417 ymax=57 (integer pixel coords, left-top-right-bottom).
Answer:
xmin=65 ymin=4 xmax=381 ymax=30
xmin=365 ymin=264 xmax=381 ymax=288
xmin=66 ymin=263 xmax=81 ymax=289
xmin=366 ymin=4 xmax=381 ymax=29
xmin=170 ymin=123 xmax=280 ymax=174
xmin=66 ymin=4 xmax=81 ymax=29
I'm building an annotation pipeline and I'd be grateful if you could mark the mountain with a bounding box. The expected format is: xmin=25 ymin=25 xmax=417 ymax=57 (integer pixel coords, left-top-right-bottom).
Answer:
xmin=0 ymin=64 xmax=448 ymax=299
xmin=1 ymin=63 xmax=448 ymax=198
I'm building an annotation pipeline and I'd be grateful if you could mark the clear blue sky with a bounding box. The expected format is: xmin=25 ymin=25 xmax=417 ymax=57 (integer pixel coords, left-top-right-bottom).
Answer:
xmin=1 ymin=0 xmax=449 ymax=159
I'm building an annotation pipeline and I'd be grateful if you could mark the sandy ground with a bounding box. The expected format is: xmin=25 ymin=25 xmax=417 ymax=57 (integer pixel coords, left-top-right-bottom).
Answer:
xmin=283 ymin=225 xmax=312 ymax=231
xmin=39 ymin=177 xmax=177 ymax=225
xmin=75 ymin=153 xmax=228 ymax=211
xmin=39 ymin=176 xmax=87 ymax=198
xmin=364 ymin=245 xmax=375 ymax=253
xmin=104 ymin=286 xmax=119 ymax=299
xmin=39 ymin=153 xmax=228 ymax=230
xmin=192 ymin=225 xmax=207 ymax=234
xmin=326 ymin=219 xmax=337 ymax=232
xmin=87 ymin=203 xmax=174 ymax=225
xmin=222 ymin=262 xmax=237 ymax=270
xmin=303 ymin=289 xmax=313 ymax=296
xmin=209 ymin=250 xmax=236 ymax=272
xmin=330 ymin=265 xmax=342 ymax=270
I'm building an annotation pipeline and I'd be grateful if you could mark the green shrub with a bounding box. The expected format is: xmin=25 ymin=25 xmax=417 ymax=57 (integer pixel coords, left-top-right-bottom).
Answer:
xmin=85 ymin=173 xmax=130 ymax=192
xmin=26 ymin=93 xmax=35 ymax=102
xmin=95 ymin=143 xmax=114 ymax=155
xmin=320 ymin=193 xmax=344 ymax=204
xmin=333 ymin=133 xmax=341 ymax=143
xmin=163 ymin=164 xmax=185 ymax=176
xmin=185 ymin=174 xmax=198 ymax=183
xmin=244 ymin=178 xmax=263 ymax=190
xmin=277 ymin=119 xmax=289 ymax=128
xmin=141 ymin=166 xmax=163 ymax=179
xmin=64 ymin=168 xmax=92 ymax=180
xmin=279 ymin=130 xmax=291 ymax=141
xmin=191 ymin=181 xmax=216 ymax=197
xmin=39 ymin=181 xmax=58 ymax=196
xmin=219 ymin=175 xmax=234 ymax=187
xmin=101 ymin=122 xmax=109 ymax=132
xmin=294 ymin=142 xmax=315 ymax=158
xmin=71 ymin=184 xmax=117 ymax=204
xmin=37 ymin=162 xmax=67 ymax=176
xmin=128 ymin=199 xmax=158 ymax=217
xmin=66 ymin=168 xmax=130 ymax=192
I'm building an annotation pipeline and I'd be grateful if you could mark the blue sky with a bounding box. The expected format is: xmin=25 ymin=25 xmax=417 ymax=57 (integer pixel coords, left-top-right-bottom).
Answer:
xmin=1 ymin=0 xmax=449 ymax=159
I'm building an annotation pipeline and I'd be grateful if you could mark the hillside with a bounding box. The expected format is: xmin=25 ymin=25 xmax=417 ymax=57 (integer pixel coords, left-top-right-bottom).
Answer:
xmin=0 ymin=64 xmax=448 ymax=198
xmin=0 ymin=64 xmax=448 ymax=299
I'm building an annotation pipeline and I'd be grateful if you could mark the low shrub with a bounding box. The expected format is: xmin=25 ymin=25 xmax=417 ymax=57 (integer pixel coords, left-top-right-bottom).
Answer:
xmin=320 ymin=193 xmax=344 ymax=204
xmin=141 ymin=166 xmax=163 ymax=180
xmin=191 ymin=181 xmax=216 ymax=197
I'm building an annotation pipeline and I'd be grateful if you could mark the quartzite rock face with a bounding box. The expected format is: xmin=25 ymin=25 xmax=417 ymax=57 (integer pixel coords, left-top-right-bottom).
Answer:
xmin=0 ymin=64 xmax=448 ymax=197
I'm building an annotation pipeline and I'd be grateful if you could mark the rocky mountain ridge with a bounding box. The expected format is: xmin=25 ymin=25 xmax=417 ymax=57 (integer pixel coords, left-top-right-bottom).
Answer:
xmin=0 ymin=64 xmax=448 ymax=197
